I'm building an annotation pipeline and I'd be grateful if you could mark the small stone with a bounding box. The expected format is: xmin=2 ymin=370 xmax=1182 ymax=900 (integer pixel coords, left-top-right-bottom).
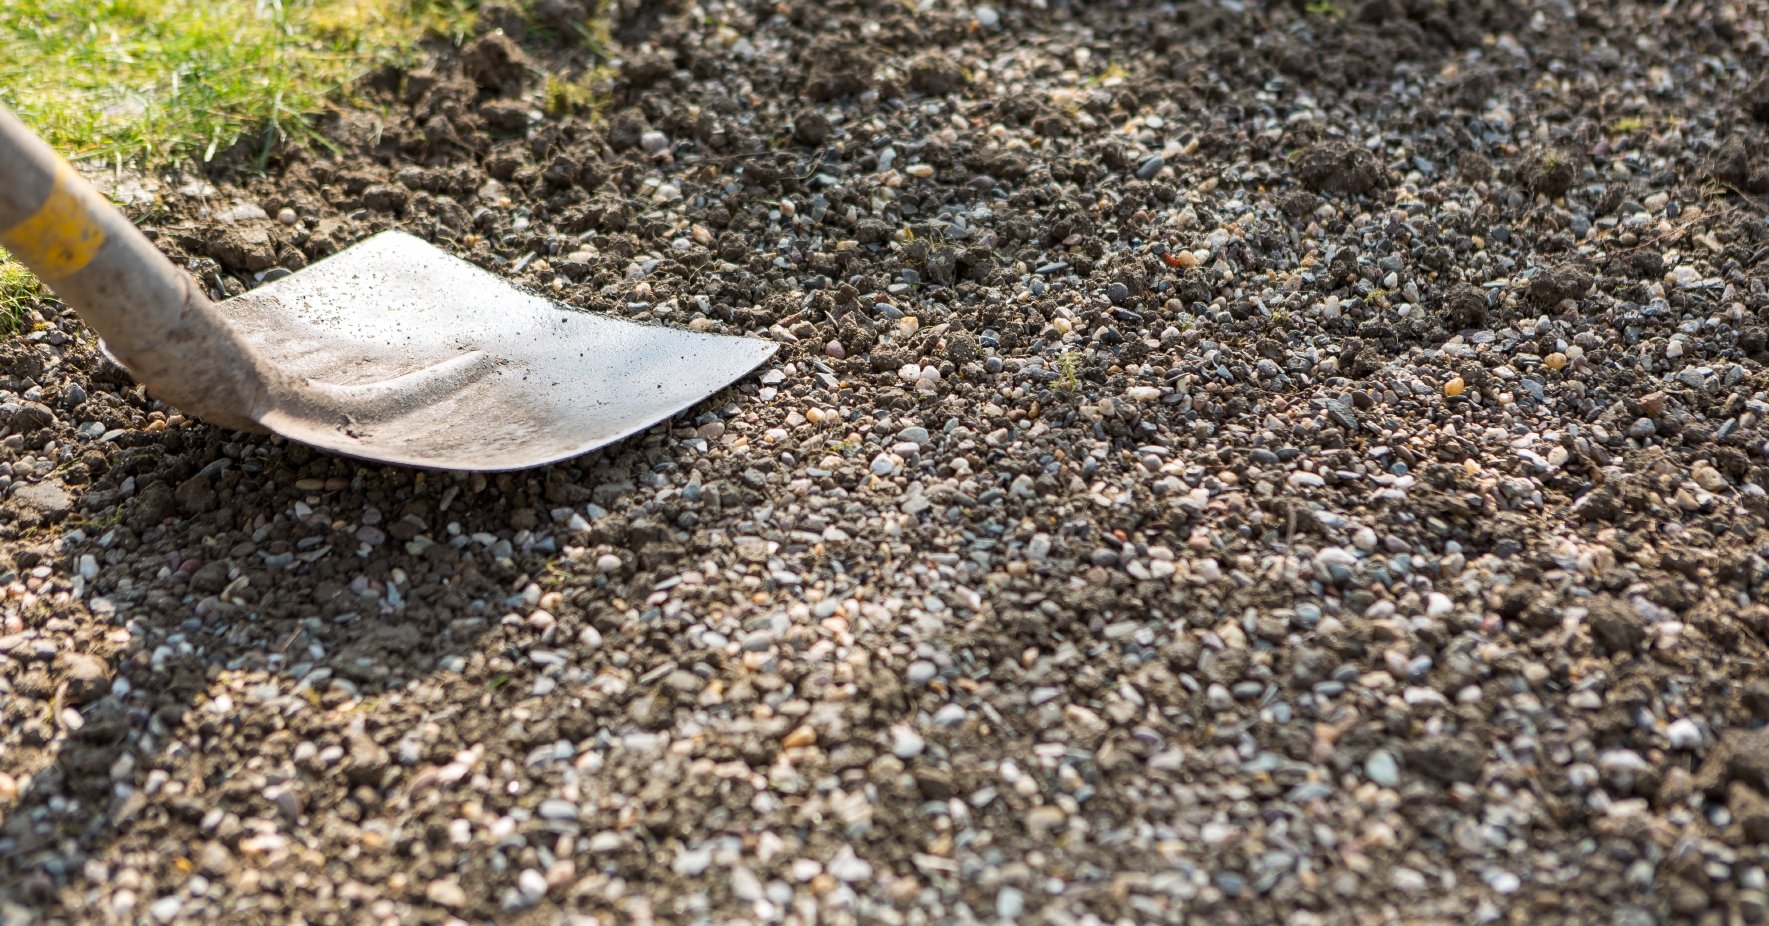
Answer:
xmin=1443 ymin=377 xmax=1465 ymax=398
xmin=674 ymin=845 xmax=713 ymax=876
xmin=61 ymin=653 xmax=111 ymax=705
xmin=731 ymin=866 xmax=764 ymax=901
xmin=427 ymin=880 xmax=468 ymax=908
xmin=6 ymin=482 xmax=73 ymax=526
xmin=264 ymin=783 xmax=302 ymax=822
xmin=891 ymin=725 xmax=926 ymax=759
xmin=783 ymin=725 xmax=817 ymax=748
xmin=149 ymin=896 xmax=183 ymax=923
xmin=1135 ymin=155 xmax=1165 ymax=180
xmin=1026 ymin=805 xmax=1066 ymax=835
xmin=1365 ymin=749 xmax=1401 ymax=788
xmin=1668 ymin=718 xmax=1703 ymax=751
xmin=1403 ymin=735 xmax=1484 ymax=784
xmin=518 ymin=868 xmax=548 ymax=903
xmin=1487 ymin=870 xmax=1523 ymax=895
xmin=997 ymin=886 xmax=1026 ymax=918
xmin=827 ymin=848 xmax=873 ymax=883
xmin=596 ymin=553 xmax=623 ymax=573
xmin=1693 ymin=464 xmax=1728 ymax=493
xmin=1589 ymin=597 xmax=1645 ymax=654
xmin=539 ymin=798 xmax=579 ymax=820
xmin=174 ymin=474 xmax=217 ymax=514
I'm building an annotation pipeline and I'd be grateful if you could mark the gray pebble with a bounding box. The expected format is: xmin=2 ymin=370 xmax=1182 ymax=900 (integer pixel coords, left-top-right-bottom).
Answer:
xmin=1366 ymin=749 xmax=1401 ymax=788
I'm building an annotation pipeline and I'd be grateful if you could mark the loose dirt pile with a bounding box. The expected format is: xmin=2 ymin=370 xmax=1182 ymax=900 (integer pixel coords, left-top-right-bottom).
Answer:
xmin=5 ymin=0 xmax=1769 ymax=922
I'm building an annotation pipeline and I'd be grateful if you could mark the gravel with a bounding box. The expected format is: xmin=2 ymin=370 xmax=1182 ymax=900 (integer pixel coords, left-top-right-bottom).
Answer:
xmin=4 ymin=0 xmax=1769 ymax=922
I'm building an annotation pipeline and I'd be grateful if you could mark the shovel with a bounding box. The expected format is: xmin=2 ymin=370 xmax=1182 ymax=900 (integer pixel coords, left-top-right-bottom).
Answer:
xmin=0 ymin=107 xmax=777 ymax=471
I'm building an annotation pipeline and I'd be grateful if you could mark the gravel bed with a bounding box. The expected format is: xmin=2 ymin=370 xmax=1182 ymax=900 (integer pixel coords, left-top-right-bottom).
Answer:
xmin=5 ymin=0 xmax=1769 ymax=922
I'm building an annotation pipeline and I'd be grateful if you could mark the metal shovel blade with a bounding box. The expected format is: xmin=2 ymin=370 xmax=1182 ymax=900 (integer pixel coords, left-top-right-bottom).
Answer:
xmin=218 ymin=231 xmax=778 ymax=471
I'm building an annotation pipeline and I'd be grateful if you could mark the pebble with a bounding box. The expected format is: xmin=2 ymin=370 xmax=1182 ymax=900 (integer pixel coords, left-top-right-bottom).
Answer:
xmin=1365 ymin=750 xmax=1401 ymax=788
xmin=61 ymin=652 xmax=111 ymax=704
xmin=997 ymin=886 xmax=1026 ymax=918
xmin=0 ymin=8 xmax=1753 ymax=925
xmin=1667 ymin=718 xmax=1702 ymax=750
xmin=828 ymin=848 xmax=873 ymax=883
xmin=517 ymin=868 xmax=548 ymax=903
xmin=891 ymin=725 xmax=927 ymax=759
xmin=675 ymin=846 xmax=713 ymax=877
xmin=427 ymin=880 xmax=468 ymax=908
xmin=539 ymin=798 xmax=578 ymax=820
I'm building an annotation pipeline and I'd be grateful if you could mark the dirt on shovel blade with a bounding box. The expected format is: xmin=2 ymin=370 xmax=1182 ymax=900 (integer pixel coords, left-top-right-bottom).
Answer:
xmin=4 ymin=0 xmax=1769 ymax=923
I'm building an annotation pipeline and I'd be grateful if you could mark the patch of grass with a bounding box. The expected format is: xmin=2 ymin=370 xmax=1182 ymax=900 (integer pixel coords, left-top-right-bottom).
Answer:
xmin=1305 ymin=0 xmax=1346 ymax=17
xmin=542 ymin=68 xmax=612 ymax=118
xmin=1611 ymin=116 xmax=1649 ymax=134
xmin=1055 ymin=349 xmax=1081 ymax=391
xmin=0 ymin=258 xmax=47 ymax=336
xmin=1084 ymin=64 xmax=1131 ymax=88
xmin=0 ymin=0 xmax=483 ymax=165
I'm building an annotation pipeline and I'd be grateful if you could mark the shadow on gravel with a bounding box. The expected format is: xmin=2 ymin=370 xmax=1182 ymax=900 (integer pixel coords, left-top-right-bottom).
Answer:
xmin=0 ymin=413 xmax=690 ymax=916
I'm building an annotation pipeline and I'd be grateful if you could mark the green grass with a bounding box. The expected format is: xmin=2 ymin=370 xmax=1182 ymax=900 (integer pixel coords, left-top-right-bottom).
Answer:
xmin=0 ymin=261 xmax=45 ymax=335
xmin=0 ymin=0 xmax=502 ymax=323
xmin=1055 ymin=349 xmax=1081 ymax=392
xmin=0 ymin=0 xmax=484 ymax=165
xmin=0 ymin=0 xmax=611 ymax=325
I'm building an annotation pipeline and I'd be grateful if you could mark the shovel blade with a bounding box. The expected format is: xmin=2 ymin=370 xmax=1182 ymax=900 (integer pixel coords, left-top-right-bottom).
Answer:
xmin=220 ymin=231 xmax=777 ymax=471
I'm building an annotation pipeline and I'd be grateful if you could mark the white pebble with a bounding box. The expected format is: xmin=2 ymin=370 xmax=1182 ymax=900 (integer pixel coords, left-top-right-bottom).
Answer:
xmin=1667 ymin=718 xmax=1702 ymax=751
xmin=891 ymin=725 xmax=926 ymax=759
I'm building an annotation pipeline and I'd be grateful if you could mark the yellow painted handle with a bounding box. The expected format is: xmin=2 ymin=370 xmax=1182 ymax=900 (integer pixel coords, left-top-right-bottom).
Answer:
xmin=0 ymin=163 xmax=109 ymax=281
